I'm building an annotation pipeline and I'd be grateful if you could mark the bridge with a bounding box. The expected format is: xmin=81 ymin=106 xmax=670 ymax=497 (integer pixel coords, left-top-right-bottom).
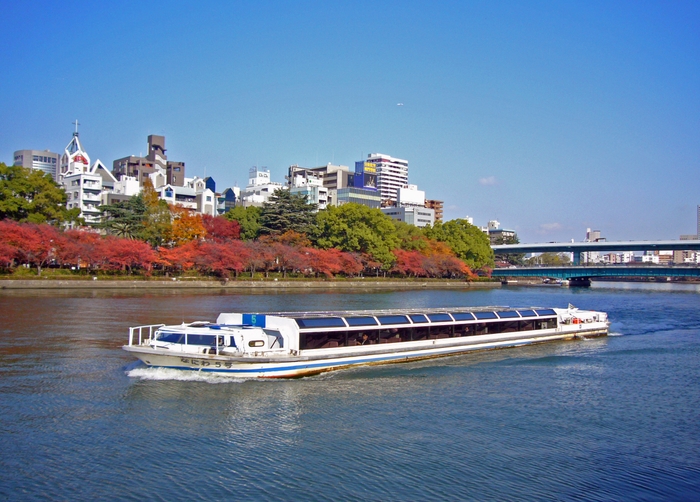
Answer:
xmin=491 ymin=265 xmax=700 ymax=286
xmin=492 ymin=240 xmax=700 ymax=265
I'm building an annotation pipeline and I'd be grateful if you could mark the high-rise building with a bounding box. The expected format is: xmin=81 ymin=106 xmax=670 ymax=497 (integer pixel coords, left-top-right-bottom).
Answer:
xmin=112 ymin=155 xmax=156 ymax=186
xmin=146 ymin=134 xmax=167 ymax=172
xmin=425 ymin=199 xmax=443 ymax=223
xmin=355 ymin=153 xmax=408 ymax=204
xmin=287 ymin=163 xmax=383 ymax=209
xmin=697 ymin=205 xmax=699 ymax=238
xmin=13 ymin=150 xmax=61 ymax=181
xmin=113 ymin=135 xmax=185 ymax=188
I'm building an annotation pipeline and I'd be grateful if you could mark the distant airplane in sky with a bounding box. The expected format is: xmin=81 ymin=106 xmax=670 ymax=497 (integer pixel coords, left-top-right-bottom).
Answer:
xmin=397 ymin=103 xmax=404 ymax=106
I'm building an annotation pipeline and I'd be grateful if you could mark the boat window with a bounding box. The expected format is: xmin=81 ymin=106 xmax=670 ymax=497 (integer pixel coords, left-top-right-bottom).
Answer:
xmin=294 ymin=317 xmax=346 ymax=329
xmin=496 ymin=311 xmax=520 ymax=319
xmin=157 ymin=331 xmax=185 ymax=343
xmin=499 ymin=321 xmax=519 ymax=333
xmin=535 ymin=309 xmax=557 ymax=316
xmin=412 ymin=326 xmax=430 ymax=341
xmin=346 ymin=317 xmax=378 ymax=327
xmin=519 ymin=320 xmax=535 ymax=331
xmin=352 ymin=330 xmax=378 ymax=346
xmin=376 ymin=315 xmax=410 ymax=325
xmin=264 ymin=329 xmax=284 ymax=349
xmin=475 ymin=323 xmax=489 ymax=335
xmin=248 ymin=340 xmax=265 ymax=348
xmin=301 ymin=331 xmax=348 ymax=350
xmin=453 ymin=323 xmax=475 ymax=337
xmin=535 ymin=319 xmax=557 ymax=330
xmin=379 ymin=327 xmax=407 ymax=343
xmin=429 ymin=324 xmax=453 ymax=339
xmin=427 ymin=313 xmax=452 ymax=323
xmin=451 ymin=313 xmax=475 ymax=321
xmin=474 ymin=312 xmax=498 ymax=320
xmin=186 ymin=334 xmax=217 ymax=346
xmin=517 ymin=310 xmax=537 ymax=317
xmin=409 ymin=314 xmax=428 ymax=323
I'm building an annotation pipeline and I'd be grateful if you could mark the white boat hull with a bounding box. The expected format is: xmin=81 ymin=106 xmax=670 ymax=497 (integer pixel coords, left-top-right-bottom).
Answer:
xmin=124 ymin=322 xmax=608 ymax=378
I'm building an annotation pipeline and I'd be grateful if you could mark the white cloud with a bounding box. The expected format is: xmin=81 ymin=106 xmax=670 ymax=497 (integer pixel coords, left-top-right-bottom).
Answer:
xmin=479 ymin=176 xmax=497 ymax=186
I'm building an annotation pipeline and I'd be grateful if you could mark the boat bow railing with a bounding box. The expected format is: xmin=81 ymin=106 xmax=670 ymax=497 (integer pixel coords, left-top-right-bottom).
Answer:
xmin=128 ymin=324 xmax=165 ymax=346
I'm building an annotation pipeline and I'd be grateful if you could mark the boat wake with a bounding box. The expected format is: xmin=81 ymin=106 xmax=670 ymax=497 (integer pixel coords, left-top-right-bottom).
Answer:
xmin=608 ymin=331 xmax=624 ymax=337
xmin=126 ymin=366 xmax=247 ymax=384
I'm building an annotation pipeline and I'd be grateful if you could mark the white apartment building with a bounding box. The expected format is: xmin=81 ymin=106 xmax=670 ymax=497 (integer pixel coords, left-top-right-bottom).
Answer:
xmin=239 ymin=166 xmax=284 ymax=206
xmin=288 ymin=168 xmax=328 ymax=210
xmin=13 ymin=150 xmax=61 ymax=181
xmin=381 ymin=206 xmax=435 ymax=227
xmin=59 ymin=127 xmax=107 ymax=225
xmin=364 ymin=153 xmax=408 ymax=204
xmin=397 ymin=185 xmax=425 ymax=207
xmin=603 ymin=252 xmax=635 ymax=264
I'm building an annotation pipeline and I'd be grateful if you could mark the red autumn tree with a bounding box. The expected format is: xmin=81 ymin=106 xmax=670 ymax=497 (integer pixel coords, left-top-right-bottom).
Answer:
xmin=157 ymin=240 xmax=199 ymax=273
xmin=195 ymin=241 xmax=249 ymax=279
xmin=338 ymin=251 xmax=364 ymax=277
xmin=0 ymin=220 xmax=20 ymax=267
xmin=53 ymin=229 xmax=103 ymax=270
xmin=245 ymin=240 xmax=277 ymax=277
xmin=259 ymin=230 xmax=312 ymax=248
xmin=2 ymin=222 xmax=59 ymax=275
xmin=359 ymin=253 xmax=384 ymax=277
xmin=0 ymin=241 xmax=15 ymax=269
xmin=201 ymin=214 xmax=240 ymax=242
xmin=271 ymin=242 xmax=304 ymax=278
xmin=104 ymin=237 xmax=156 ymax=274
xmin=301 ymin=247 xmax=344 ymax=278
xmin=392 ymin=249 xmax=427 ymax=277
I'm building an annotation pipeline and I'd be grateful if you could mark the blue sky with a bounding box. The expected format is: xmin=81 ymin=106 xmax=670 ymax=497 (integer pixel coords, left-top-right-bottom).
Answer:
xmin=2 ymin=0 xmax=698 ymax=242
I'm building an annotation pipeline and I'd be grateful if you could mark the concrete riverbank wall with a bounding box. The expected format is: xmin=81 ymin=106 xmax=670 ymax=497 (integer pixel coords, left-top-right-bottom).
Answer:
xmin=0 ymin=279 xmax=501 ymax=291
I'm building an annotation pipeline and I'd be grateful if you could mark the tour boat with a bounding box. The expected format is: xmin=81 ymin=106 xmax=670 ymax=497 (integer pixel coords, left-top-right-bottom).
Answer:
xmin=123 ymin=305 xmax=609 ymax=378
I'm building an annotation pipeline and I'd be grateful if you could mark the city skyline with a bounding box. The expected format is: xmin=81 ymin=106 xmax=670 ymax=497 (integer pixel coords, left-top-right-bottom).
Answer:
xmin=2 ymin=0 xmax=698 ymax=243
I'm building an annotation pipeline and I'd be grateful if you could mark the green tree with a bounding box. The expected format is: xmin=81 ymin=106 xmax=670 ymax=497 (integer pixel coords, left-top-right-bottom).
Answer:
xmin=424 ymin=219 xmax=494 ymax=270
xmin=526 ymin=252 xmax=571 ymax=266
xmin=98 ymin=180 xmax=172 ymax=246
xmin=225 ymin=205 xmax=261 ymax=240
xmin=313 ymin=203 xmax=400 ymax=269
xmin=0 ymin=162 xmax=79 ymax=224
xmin=393 ymin=220 xmax=428 ymax=252
xmin=492 ymin=233 xmax=525 ymax=266
xmin=98 ymin=196 xmax=147 ymax=239
xmin=259 ymin=189 xmax=317 ymax=235
xmin=139 ymin=179 xmax=172 ymax=246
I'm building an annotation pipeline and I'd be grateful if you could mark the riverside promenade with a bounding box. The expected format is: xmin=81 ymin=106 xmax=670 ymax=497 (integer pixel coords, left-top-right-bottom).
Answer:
xmin=0 ymin=279 xmax=500 ymax=291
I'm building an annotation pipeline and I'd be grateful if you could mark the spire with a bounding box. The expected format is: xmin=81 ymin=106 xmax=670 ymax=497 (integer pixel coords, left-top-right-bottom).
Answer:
xmin=62 ymin=122 xmax=90 ymax=175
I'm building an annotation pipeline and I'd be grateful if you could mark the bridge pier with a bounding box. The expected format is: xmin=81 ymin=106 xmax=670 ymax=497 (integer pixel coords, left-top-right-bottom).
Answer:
xmin=568 ymin=277 xmax=591 ymax=287
xmin=573 ymin=251 xmax=581 ymax=266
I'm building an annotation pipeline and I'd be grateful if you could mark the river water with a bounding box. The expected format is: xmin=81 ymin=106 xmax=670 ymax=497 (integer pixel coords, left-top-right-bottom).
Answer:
xmin=1 ymin=283 xmax=699 ymax=501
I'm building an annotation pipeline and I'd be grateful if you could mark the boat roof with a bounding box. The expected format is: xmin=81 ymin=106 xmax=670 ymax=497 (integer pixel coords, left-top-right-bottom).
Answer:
xmin=265 ymin=306 xmax=550 ymax=318
xmin=258 ymin=306 xmax=559 ymax=330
